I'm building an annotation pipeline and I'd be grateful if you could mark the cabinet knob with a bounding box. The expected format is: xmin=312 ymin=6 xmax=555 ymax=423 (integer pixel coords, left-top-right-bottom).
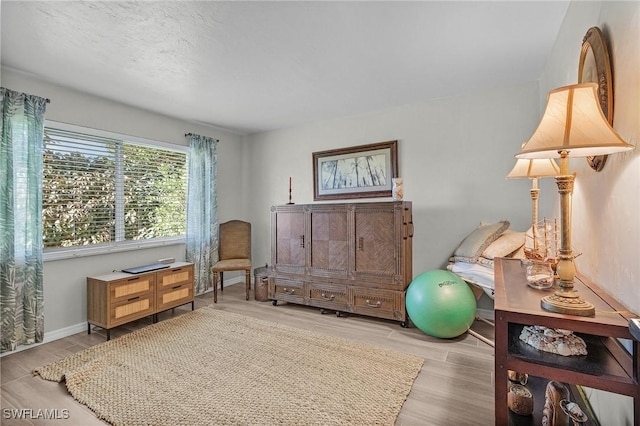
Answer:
xmin=321 ymin=293 xmax=335 ymax=300
xmin=365 ymin=300 xmax=381 ymax=308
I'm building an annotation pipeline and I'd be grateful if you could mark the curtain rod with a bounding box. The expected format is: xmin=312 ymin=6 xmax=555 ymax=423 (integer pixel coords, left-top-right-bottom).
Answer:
xmin=46 ymin=98 xmax=50 ymax=103
xmin=185 ymin=132 xmax=192 ymax=137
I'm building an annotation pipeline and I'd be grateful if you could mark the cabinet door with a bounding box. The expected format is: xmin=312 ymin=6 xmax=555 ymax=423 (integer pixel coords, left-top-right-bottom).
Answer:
xmin=353 ymin=204 xmax=399 ymax=284
xmin=272 ymin=205 xmax=306 ymax=274
xmin=309 ymin=204 xmax=349 ymax=279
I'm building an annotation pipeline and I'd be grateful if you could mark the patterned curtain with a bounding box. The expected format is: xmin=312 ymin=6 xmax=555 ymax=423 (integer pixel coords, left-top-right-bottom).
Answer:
xmin=185 ymin=134 xmax=218 ymax=294
xmin=1 ymin=88 xmax=48 ymax=353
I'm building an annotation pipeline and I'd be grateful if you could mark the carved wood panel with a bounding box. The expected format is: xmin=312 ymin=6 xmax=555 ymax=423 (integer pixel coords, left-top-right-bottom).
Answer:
xmin=309 ymin=207 xmax=349 ymax=277
xmin=274 ymin=209 xmax=306 ymax=269
xmin=354 ymin=209 xmax=395 ymax=276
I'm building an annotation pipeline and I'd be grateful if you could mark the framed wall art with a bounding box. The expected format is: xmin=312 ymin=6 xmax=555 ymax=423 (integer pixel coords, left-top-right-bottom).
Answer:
xmin=312 ymin=140 xmax=398 ymax=201
xmin=578 ymin=26 xmax=613 ymax=171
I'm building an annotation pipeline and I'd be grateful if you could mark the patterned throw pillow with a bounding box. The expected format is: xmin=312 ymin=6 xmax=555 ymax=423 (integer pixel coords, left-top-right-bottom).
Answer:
xmin=482 ymin=230 xmax=526 ymax=259
xmin=451 ymin=220 xmax=510 ymax=263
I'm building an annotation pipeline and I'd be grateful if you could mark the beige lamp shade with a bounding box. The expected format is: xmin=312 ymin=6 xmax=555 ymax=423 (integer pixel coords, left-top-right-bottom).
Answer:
xmin=517 ymin=83 xmax=633 ymax=159
xmin=507 ymin=158 xmax=560 ymax=179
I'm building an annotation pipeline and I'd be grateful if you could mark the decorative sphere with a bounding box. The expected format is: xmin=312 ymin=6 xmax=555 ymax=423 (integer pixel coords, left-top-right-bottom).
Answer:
xmin=406 ymin=270 xmax=477 ymax=338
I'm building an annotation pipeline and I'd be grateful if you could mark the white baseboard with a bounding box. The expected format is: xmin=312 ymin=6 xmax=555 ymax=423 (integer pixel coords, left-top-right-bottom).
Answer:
xmin=44 ymin=322 xmax=89 ymax=343
xmin=1 ymin=322 xmax=87 ymax=357
xmin=2 ymin=276 xmax=249 ymax=357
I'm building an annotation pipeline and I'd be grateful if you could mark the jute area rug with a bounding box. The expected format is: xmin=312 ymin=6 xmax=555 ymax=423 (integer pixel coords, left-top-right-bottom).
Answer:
xmin=35 ymin=307 xmax=424 ymax=425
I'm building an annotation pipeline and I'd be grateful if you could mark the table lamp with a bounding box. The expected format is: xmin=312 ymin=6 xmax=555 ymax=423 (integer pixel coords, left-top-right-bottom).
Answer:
xmin=516 ymin=83 xmax=633 ymax=316
xmin=507 ymin=158 xmax=560 ymax=256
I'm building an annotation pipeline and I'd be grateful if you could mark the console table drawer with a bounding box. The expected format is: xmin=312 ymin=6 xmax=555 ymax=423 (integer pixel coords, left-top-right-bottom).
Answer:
xmin=157 ymin=283 xmax=194 ymax=312
xmin=157 ymin=266 xmax=193 ymax=290
xmin=110 ymin=275 xmax=155 ymax=303
xmin=110 ymin=295 xmax=155 ymax=327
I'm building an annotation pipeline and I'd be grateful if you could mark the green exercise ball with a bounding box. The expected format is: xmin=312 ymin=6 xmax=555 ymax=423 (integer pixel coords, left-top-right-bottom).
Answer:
xmin=406 ymin=270 xmax=477 ymax=338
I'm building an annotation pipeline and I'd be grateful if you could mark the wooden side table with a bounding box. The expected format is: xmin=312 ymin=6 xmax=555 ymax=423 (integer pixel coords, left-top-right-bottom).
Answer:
xmin=494 ymin=257 xmax=639 ymax=425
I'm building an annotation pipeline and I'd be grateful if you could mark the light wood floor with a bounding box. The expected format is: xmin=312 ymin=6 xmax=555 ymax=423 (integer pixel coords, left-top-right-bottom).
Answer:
xmin=1 ymin=283 xmax=495 ymax=425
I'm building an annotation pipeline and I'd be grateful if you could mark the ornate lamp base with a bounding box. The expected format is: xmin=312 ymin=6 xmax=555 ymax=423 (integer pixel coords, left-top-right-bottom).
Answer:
xmin=541 ymin=290 xmax=595 ymax=317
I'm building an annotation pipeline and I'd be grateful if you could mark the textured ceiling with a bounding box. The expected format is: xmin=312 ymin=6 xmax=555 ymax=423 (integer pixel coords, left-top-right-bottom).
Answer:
xmin=1 ymin=1 xmax=570 ymax=135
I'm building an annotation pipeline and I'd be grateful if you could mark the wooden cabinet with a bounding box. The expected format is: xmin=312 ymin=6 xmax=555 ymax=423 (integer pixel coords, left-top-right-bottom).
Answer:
xmin=494 ymin=258 xmax=639 ymax=425
xmin=87 ymin=262 xmax=194 ymax=340
xmin=269 ymin=201 xmax=413 ymax=325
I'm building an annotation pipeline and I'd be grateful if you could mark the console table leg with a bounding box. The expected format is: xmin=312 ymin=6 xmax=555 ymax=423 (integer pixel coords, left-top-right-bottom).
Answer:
xmin=88 ymin=323 xmax=91 ymax=335
xmin=106 ymin=329 xmax=111 ymax=341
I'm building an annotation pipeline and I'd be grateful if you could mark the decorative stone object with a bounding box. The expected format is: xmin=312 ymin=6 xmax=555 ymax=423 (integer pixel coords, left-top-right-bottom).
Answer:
xmin=519 ymin=325 xmax=587 ymax=356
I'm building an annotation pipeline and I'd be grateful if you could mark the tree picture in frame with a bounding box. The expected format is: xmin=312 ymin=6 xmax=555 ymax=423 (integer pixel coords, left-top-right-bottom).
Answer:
xmin=312 ymin=140 xmax=398 ymax=201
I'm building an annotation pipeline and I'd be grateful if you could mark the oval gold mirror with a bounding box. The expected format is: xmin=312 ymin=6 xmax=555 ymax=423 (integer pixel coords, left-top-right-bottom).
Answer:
xmin=578 ymin=27 xmax=613 ymax=172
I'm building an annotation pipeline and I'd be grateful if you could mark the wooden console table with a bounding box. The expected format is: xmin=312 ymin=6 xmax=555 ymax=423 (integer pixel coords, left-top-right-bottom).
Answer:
xmin=87 ymin=262 xmax=194 ymax=340
xmin=494 ymin=257 xmax=639 ymax=425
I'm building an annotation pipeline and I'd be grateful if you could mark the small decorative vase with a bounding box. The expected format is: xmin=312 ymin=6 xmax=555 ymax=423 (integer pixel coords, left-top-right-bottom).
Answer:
xmin=392 ymin=178 xmax=403 ymax=201
xmin=525 ymin=260 xmax=554 ymax=289
xmin=508 ymin=384 xmax=534 ymax=416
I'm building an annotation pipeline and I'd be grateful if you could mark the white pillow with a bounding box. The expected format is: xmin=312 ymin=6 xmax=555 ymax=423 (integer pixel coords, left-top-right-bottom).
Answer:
xmin=482 ymin=230 xmax=525 ymax=259
xmin=451 ymin=220 xmax=510 ymax=263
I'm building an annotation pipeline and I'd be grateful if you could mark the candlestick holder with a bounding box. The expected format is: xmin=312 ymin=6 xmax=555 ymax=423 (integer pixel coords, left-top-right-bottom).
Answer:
xmin=287 ymin=178 xmax=294 ymax=205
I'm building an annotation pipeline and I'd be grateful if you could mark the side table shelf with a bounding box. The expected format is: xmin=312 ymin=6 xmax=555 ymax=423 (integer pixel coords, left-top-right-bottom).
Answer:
xmin=494 ymin=258 xmax=639 ymax=426
xmin=87 ymin=262 xmax=195 ymax=340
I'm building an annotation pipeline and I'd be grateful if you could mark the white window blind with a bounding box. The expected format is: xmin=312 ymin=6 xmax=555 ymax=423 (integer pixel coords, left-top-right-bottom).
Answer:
xmin=43 ymin=127 xmax=187 ymax=250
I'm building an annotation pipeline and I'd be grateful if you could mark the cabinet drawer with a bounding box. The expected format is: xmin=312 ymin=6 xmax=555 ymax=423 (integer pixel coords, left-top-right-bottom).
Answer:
xmin=156 ymin=265 xmax=193 ymax=291
xmin=110 ymin=275 xmax=154 ymax=303
xmin=157 ymin=283 xmax=193 ymax=312
xmin=308 ymin=282 xmax=348 ymax=310
xmin=109 ymin=294 xmax=155 ymax=327
xmin=270 ymin=278 xmax=306 ymax=304
xmin=349 ymin=286 xmax=406 ymax=321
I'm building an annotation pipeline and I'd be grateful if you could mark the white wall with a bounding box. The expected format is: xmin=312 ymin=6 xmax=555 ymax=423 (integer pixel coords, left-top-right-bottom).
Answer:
xmin=539 ymin=2 xmax=639 ymax=424
xmin=2 ymin=68 xmax=246 ymax=335
xmin=244 ymin=81 xmax=543 ymax=280
xmin=540 ymin=1 xmax=639 ymax=316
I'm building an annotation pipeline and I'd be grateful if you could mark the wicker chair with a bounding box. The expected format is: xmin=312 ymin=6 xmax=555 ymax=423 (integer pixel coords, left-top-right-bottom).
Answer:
xmin=211 ymin=220 xmax=251 ymax=303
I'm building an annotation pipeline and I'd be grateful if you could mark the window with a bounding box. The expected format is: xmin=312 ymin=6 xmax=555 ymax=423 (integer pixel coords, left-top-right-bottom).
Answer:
xmin=42 ymin=125 xmax=187 ymax=254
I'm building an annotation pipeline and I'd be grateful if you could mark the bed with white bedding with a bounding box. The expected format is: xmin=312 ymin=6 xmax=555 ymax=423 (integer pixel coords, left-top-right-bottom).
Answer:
xmin=446 ymin=221 xmax=527 ymax=300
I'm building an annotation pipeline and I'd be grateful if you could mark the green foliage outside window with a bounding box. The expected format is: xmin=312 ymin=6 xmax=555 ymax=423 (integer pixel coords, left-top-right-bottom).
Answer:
xmin=42 ymin=128 xmax=187 ymax=249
